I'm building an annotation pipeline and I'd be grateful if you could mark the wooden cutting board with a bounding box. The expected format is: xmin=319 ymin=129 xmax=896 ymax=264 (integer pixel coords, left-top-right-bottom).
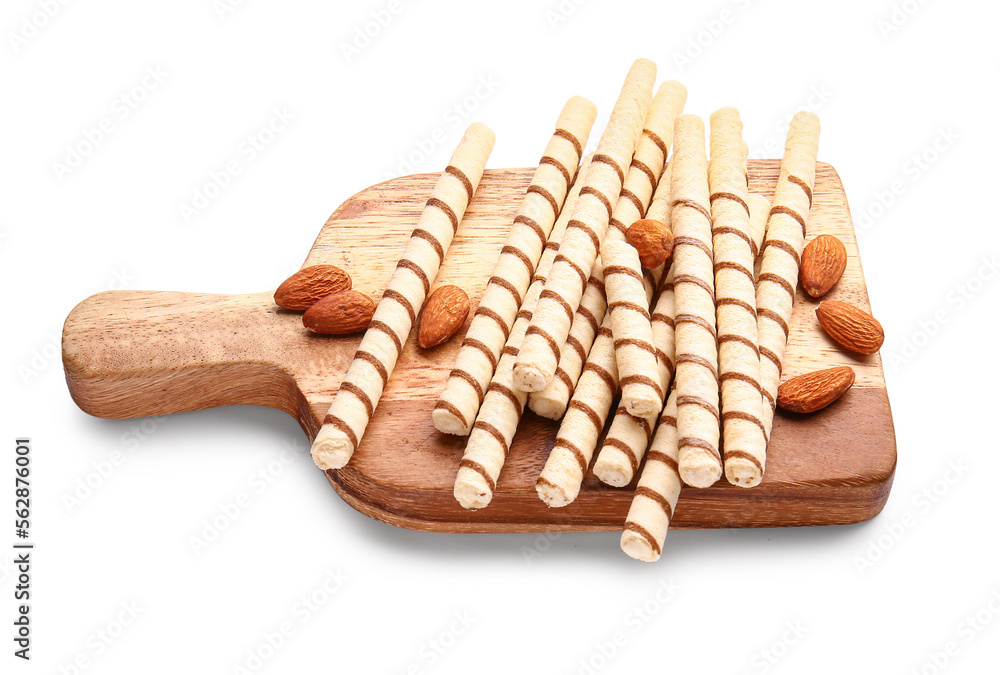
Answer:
xmin=62 ymin=160 xmax=896 ymax=533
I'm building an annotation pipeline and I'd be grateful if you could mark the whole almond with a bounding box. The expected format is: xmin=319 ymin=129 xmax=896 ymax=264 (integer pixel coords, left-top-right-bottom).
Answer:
xmin=302 ymin=290 xmax=374 ymax=335
xmin=777 ymin=366 xmax=856 ymax=413
xmin=626 ymin=219 xmax=674 ymax=270
xmin=418 ymin=285 xmax=470 ymax=349
xmin=275 ymin=265 xmax=352 ymax=311
xmin=816 ymin=300 xmax=884 ymax=354
xmin=800 ymin=234 xmax=847 ymax=297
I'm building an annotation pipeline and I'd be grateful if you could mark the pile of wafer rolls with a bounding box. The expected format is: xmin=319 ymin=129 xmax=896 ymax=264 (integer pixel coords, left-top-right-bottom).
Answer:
xmin=309 ymin=58 xmax=822 ymax=562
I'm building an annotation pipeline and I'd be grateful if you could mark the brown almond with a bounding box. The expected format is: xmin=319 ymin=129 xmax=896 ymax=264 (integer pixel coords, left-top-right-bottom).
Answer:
xmin=275 ymin=265 xmax=352 ymax=311
xmin=626 ymin=219 xmax=674 ymax=270
xmin=418 ymin=285 xmax=470 ymax=349
xmin=777 ymin=366 xmax=856 ymax=413
xmin=816 ymin=300 xmax=884 ymax=354
xmin=800 ymin=234 xmax=847 ymax=297
xmin=302 ymin=290 xmax=374 ymax=335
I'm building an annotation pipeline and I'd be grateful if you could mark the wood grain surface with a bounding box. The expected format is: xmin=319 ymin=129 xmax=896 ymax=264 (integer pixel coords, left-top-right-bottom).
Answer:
xmin=62 ymin=161 xmax=896 ymax=532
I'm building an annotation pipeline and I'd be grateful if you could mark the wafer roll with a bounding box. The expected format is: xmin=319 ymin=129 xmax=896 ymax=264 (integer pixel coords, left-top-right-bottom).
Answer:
xmin=708 ymin=108 xmax=766 ymax=488
xmin=534 ymin=322 xmax=618 ymax=507
xmin=593 ymin=266 xmax=675 ymax=487
xmin=670 ymin=115 xmax=721 ymax=489
xmin=527 ymin=82 xmax=684 ymax=419
xmin=603 ymin=239 xmax=661 ymax=416
xmin=433 ymin=98 xmax=597 ymax=435
xmin=748 ymin=193 xmax=770 ymax=263
xmin=451 ymin=158 xmax=594 ymax=508
xmin=513 ymin=59 xmax=656 ymax=393
xmin=311 ymin=124 xmax=495 ymax=470
xmin=621 ymin=388 xmax=681 ymax=562
xmin=758 ymin=112 xmax=821 ymax=437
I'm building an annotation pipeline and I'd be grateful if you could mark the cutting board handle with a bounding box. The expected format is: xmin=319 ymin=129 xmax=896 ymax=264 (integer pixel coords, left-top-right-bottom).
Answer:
xmin=62 ymin=290 xmax=320 ymax=435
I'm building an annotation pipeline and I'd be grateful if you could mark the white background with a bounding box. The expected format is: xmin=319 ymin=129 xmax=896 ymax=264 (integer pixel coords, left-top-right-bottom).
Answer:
xmin=2 ymin=0 xmax=999 ymax=672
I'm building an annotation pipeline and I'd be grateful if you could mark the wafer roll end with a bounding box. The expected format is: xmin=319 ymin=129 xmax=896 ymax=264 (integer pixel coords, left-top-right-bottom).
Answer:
xmin=512 ymin=361 xmax=550 ymax=393
xmin=454 ymin=468 xmax=494 ymax=510
xmin=593 ymin=450 xmax=634 ymax=487
xmin=565 ymin=95 xmax=598 ymax=123
xmin=623 ymin=391 xmax=661 ymax=417
xmin=725 ymin=456 xmax=763 ymax=488
xmin=678 ymin=448 xmax=722 ymax=488
xmin=620 ymin=530 xmax=660 ymax=563
xmin=311 ymin=427 xmax=354 ymax=470
xmin=432 ymin=404 xmax=472 ymax=436
xmin=527 ymin=391 xmax=569 ymax=421
xmin=535 ymin=474 xmax=578 ymax=508
xmin=460 ymin=122 xmax=497 ymax=154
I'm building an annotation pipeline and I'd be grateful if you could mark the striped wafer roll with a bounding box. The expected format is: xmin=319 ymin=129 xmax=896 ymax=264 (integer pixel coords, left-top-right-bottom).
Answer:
xmin=513 ymin=58 xmax=656 ymax=393
xmin=594 ymin=272 xmax=674 ymax=487
xmin=620 ymin=387 xmax=681 ymax=562
xmin=671 ymin=115 xmax=721 ymax=489
xmin=603 ymin=239 xmax=661 ymax=416
xmin=748 ymin=193 xmax=770 ymax=263
xmin=708 ymin=108 xmax=766 ymax=488
xmin=526 ymin=82 xmax=685 ymax=419
xmin=433 ymin=98 xmax=597 ymax=435
xmin=593 ymin=266 xmax=676 ymax=487
xmin=534 ymin=324 xmax=618 ymax=507
xmin=311 ymin=124 xmax=496 ymax=471
xmin=450 ymin=157 xmax=593 ymax=509
xmin=758 ymin=112 xmax=821 ymax=437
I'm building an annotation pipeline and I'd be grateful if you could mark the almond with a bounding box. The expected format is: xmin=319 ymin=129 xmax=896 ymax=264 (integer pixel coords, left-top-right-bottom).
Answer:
xmin=816 ymin=300 xmax=884 ymax=354
xmin=800 ymin=234 xmax=847 ymax=298
xmin=626 ymin=219 xmax=674 ymax=270
xmin=302 ymin=290 xmax=374 ymax=335
xmin=777 ymin=366 xmax=856 ymax=413
xmin=418 ymin=285 xmax=470 ymax=349
xmin=275 ymin=265 xmax=352 ymax=311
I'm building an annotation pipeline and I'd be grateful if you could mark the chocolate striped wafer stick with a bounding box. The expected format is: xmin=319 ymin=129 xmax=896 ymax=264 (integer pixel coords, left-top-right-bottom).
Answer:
xmin=450 ymin=156 xmax=594 ymax=509
xmin=621 ymin=387 xmax=680 ymax=562
xmin=671 ymin=115 xmax=721 ymax=489
xmin=709 ymin=108 xmax=766 ymax=488
xmin=527 ymin=82 xmax=685 ymax=419
xmin=433 ymin=98 xmax=597 ymax=435
xmin=603 ymin=239 xmax=661 ymax=416
xmin=758 ymin=112 xmax=821 ymax=437
xmin=593 ymin=265 xmax=676 ymax=487
xmin=513 ymin=58 xmax=656 ymax=393
xmin=311 ymin=124 xmax=496 ymax=470
xmin=535 ymin=322 xmax=618 ymax=507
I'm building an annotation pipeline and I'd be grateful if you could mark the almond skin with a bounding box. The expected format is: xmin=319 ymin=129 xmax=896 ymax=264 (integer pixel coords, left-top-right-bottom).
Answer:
xmin=302 ymin=290 xmax=374 ymax=335
xmin=418 ymin=285 xmax=470 ymax=349
xmin=275 ymin=265 xmax=352 ymax=311
xmin=626 ymin=219 xmax=674 ymax=270
xmin=800 ymin=235 xmax=847 ymax=298
xmin=816 ymin=300 xmax=884 ymax=354
xmin=777 ymin=366 xmax=856 ymax=413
